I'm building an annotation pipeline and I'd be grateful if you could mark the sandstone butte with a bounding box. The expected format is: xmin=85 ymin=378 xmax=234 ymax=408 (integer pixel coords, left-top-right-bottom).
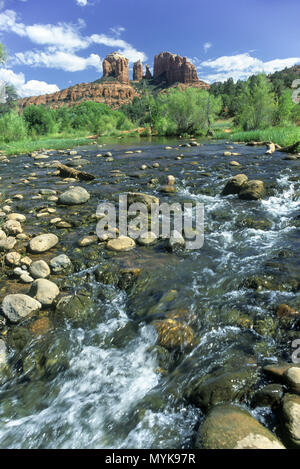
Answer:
xmin=18 ymin=51 xmax=210 ymax=110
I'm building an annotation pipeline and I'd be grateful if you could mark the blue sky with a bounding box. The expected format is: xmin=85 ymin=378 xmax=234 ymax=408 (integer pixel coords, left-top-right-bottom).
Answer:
xmin=0 ymin=0 xmax=300 ymax=97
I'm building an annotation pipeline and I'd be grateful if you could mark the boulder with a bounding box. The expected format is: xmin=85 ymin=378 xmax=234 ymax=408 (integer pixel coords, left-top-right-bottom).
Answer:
xmin=29 ymin=234 xmax=58 ymax=253
xmin=239 ymin=180 xmax=266 ymax=200
xmin=30 ymin=279 xmax=60 ymax=305
xmin=222 ymin=174 xmax=248 ymax=195
xmin=186 ymin=368 xmax=259 ymax=411
xmin=196 ymin=404 xmax=285 ymax=449
xmin=29 ymin=260 xmax=51 ymax=279
xmin=283 ymin=367 xmax=300 ymax=395
xmin=280 ymin=394 xmax=300 ymax=448
xmin=58 ymin=186 xmax=90 ymax=205
xmin=1 ymin=294 xmax=41 ymax=323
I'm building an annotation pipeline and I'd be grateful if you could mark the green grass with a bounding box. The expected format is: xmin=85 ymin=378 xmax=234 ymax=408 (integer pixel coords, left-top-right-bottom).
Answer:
xmin=215 ymin=124 xmax=300 ymax=151
xmin=0 ymin=135 xmax=92 ymax=155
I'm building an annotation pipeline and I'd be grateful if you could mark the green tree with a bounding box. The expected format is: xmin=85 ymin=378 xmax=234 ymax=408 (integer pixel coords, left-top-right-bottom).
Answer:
xmin=23 ymin=105 xmax=55 ymax=136
xmin=235 ymin=74 xmax=277 ymax=130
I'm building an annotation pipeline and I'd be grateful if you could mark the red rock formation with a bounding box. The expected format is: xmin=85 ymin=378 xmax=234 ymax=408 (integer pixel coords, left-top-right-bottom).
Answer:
xmin=145 ymin=64 xmax=152 ymax=80
xmin=102 ymin=52 xmax=129 ymax=83
xmin=133 ymin=60 xmax=143 ymax=81
xmin=18 ymin=82 xmax=139 ymax=110
xmin=153 ymin=52 xmax=209 ymax=88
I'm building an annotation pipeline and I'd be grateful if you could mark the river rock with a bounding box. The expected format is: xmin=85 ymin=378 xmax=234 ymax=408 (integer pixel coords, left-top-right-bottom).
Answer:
xmin=239 ymin=180 xmax=265 ymax=200
xmin=126 ymin=192 xmax=159 ymax=210
xmin=107 ymin=236 xmax=136 ymax=252
xmin=0 ymin=339 xmax=7 ymax=366
xmin=0 ymin=229 xmax=6 ymax=240
xmin=167 ymin=231 xmax=185 ymax=251
xmin=266 ymin=142 xmax=276 ymax=155
xmin=55 ymin=292 xmax=93 ymax=325
xmin=58 ymin=187 xmax=90 ymax=205
xmin=6 ymin=213 xmax=26 ymax=223
xmin=49 ymin=254 xmax=72 ymax=273
xmin=280 ymin=394 xmax=300 ymax=448
xmin=3 ymin=220 xmax=23 ymax=235
xmin=137 ymin=231 xmax=158 ymax=246
xmin=153 ymin=319 xmax=194 ymax=350
xmin=0 ymin=237 xmax=16 ymax=251
xmin=222 ymin=174 xmax=248 ymax=196
xmin=5 ymin=252 xmax=21 ymax=266
xmin=196 ymin=405 xmax=285 ymax=449
xmin=283 ymin=367 xmax=300 ymax=395
xmin=1 ymin=294 xmax=41 ymax=323
xmin=186 ymin=367 xmax=259 ymax=411
xmin=30 ymin=279 xmax=60 ymax=305
xmin=29 ymin=234 xmax=58 ymax=253
xmin=29 ymin=260 xmax=51 ymax=279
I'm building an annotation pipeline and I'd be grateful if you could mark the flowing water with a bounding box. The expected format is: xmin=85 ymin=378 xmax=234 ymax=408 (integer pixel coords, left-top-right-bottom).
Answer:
xmin=0 ymin=139 xmax=299 ymax=448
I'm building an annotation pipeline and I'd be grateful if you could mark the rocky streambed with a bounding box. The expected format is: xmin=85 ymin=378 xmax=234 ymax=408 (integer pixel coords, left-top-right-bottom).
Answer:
xmin=0 ymin=139 xmax=299 ymax=449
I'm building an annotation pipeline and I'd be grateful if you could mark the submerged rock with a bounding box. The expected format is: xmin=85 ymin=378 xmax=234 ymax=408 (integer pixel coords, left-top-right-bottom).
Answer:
xmin=186 ymin=367 xmax=259 ymax=411
xmin=222 ymin=174 xmax=248 ymax=196
xmin=239 ymin=180 xmax=265 ymax=200
xmin=55 ymin=292 xmax=93 ymax=325
xmin=1 ymin=294 xmax=41 ymax=323
xmin=196 ymin=405 xmax=285 ymax=449
xmin=152 ymin=319 xmax=194 ymax=350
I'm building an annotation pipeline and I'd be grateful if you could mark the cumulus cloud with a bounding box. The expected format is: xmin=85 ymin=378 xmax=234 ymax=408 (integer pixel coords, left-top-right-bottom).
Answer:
xmin=200 ymin=52 xmax=300 ymax=83
xmin=0 ymin=68 xmax=59 ymax=97
xmin=0 ymin=8 xmax=147 ymax=74
xmin=76 ymin=0 xmax=88 ymax=5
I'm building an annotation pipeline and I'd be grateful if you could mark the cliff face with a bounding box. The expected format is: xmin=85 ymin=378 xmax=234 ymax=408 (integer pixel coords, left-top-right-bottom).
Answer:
xmin=133 ymin=60 xmax=143 ymax=81
xmin=18 ymin=82 xmax=138 ymax=110
xmin=102 ymin=52 xmax=129 ymax=83
xmin=153 ymin=52 xmax=208 ymax=88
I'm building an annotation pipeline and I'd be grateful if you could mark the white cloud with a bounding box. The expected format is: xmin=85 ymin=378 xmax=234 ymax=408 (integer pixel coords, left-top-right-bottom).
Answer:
xmin=90 ymin=34 xmax=147 ymax=62
xmin=76 ymin=0 xmax=88 ymax=5
xmin=200 ymin=53 xmax=300 ymax=83
xmin=15 ymin=50 xmax=101 ymax=72
xmin=0 ymin=68 xmax=59 ymax=97
xmin=203 ymin=42 xmax=212 ymax=53
xmin=0 ymin=8 xmax=147 ymax=72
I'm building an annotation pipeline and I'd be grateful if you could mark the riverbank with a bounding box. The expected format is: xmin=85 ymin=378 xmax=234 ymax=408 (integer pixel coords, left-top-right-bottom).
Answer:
xmin=214 ymin=123 xmax=300 ymax=152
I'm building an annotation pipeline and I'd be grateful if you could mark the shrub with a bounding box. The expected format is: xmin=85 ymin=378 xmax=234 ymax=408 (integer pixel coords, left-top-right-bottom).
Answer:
xmin=0 ymin=111 xmax=27 ymax=142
